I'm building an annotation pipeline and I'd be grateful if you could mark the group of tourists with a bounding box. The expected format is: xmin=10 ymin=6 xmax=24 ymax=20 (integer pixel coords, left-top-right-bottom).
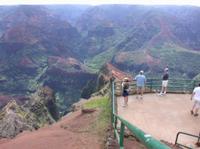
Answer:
xmin=121 ymin=67 xmax=200 ymax=117
xmin=121 ymin=69 xmax=147 ymax=107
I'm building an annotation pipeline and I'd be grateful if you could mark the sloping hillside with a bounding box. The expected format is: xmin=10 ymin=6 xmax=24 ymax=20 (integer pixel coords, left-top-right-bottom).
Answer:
xmin=0 ymin=96 xmax=111 ymax=149
xmin=0 ymin=110 xmax=103 ymax=149
xmin=81 ymin=5 xmax=200 ymax=78
xmin=0 ymin=5 xmax=97 ymax=116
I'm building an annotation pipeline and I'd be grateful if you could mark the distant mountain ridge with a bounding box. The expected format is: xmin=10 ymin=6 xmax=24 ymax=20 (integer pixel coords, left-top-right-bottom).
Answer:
xmin=78 ymin=5 xmax=200 ymax=77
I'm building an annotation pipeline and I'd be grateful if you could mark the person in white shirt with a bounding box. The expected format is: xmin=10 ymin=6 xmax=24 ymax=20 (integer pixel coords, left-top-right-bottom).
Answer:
xmin=191 ymin=83 xmax=200 ymax=117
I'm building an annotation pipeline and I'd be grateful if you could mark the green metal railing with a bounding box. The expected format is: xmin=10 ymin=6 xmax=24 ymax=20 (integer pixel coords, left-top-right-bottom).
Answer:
xmin=145 ymin=78 xmax=199 ymax=93
xmin=111 ymin=81 xmax=171 ymax=149
xmin=175 ymin=132 xmax=200 ymax=149
xmin=111 ymin=78 xmax=200 ymax=148
xmin=114 ymin=79 xmax=200 ymax=96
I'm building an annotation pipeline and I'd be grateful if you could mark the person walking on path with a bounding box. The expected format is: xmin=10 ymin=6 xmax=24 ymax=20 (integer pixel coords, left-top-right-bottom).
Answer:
xmin=159 ymin=67 xmax=169 ymax=96
xmin=190 ymin=83 xmax=200 ymax=117
xmin=134 ymin=70 xmax=146 ymax=99
xmin=122 ymin=78 xmax=130 ymax=107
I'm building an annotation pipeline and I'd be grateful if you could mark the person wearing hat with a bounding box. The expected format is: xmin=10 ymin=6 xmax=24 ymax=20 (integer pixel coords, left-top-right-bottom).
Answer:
xmin=122 ymin=77 xmax=130 ymax=107
xmin=159 ymin=67 xmax=169 ymax=96
xmin=134 ymin=70 xmax=146 ymax=99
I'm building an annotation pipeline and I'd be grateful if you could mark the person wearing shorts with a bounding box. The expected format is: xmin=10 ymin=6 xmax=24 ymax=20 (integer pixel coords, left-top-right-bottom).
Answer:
xmin=122 ymin=78 xmax=129 ymax=107
xmin=134 ymin=70 xmax=146 ymax=99
xmin=159 ymin=67 xmax=169 ymax=96
xmin=191 ymin=83 xmax=200 ymax=117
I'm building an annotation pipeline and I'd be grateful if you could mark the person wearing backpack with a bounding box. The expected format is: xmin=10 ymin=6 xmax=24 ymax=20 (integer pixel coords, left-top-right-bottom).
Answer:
xmin=122 ymin=78 xmax=130 ymax=107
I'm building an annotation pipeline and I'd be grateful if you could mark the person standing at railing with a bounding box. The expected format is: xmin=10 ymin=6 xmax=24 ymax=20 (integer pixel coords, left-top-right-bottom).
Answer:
xmin=122 ymin=77 xmax=130 ymax=107
xmin=134 ymin=70 xmax=146 ymax=99
xmin=190 ymin=83 xmax=200 ymax=117
xmin=158 ymin=67 xmax=169 ymax=96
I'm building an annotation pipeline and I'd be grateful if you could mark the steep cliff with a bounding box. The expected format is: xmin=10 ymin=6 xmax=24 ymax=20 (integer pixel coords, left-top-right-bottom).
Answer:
xmin=0 ymin=86 xmax=59 ymax=138
xmin=0 ymin=100 xmax=37 ymax=138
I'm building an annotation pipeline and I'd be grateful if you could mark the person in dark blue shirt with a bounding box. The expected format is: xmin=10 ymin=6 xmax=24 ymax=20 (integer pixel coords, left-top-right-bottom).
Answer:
xmin=159 ymin=67 xmax=169 ymax=96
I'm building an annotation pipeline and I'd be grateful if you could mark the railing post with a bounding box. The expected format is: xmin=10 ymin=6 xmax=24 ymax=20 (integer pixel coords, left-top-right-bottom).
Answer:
xmin=175 ymin=132 xmax=180 ymax=145
xmin=119 ymin=122 xmax=125 ymax=148
xmin=112 ymin=80 xmax=118 ymax=139
xmin=112 ymin=81 xmax=115 ymax=114
xmin=113 ymin=115 xmax=116 ymax=138
xmin=193 ymin=80 xmax=195 ymax=90
xmin=111 ymin=80 xmax=114 ymax=123
xmin=175 ymin=131 xmax=200 ymax=149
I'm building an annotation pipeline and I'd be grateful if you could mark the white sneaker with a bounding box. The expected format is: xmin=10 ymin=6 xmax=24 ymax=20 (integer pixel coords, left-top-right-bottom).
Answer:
xmin=158 ymin=93 xmax=163 ymax=96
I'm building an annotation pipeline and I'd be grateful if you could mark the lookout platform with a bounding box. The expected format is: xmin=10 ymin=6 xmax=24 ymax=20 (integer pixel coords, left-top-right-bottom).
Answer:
xmin=117 ymin=93 xmax=200 ymax=148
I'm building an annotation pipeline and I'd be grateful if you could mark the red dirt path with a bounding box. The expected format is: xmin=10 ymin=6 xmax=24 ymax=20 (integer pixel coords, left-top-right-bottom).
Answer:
xmin=0 ymin=110 xmax=103 ymax=149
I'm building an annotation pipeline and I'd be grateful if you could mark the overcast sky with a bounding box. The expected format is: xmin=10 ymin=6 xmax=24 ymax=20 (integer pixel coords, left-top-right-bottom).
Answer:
xmin=0 ymin=0 xmax=199 ymax=6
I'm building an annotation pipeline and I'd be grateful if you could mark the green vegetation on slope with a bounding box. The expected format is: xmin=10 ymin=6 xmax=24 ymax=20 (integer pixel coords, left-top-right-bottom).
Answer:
xmin=84 ymin=27 xmax=130 ymax=73
xmin=111 ymin=42 xmax=200 ymax=79
xmin=149 ymin=43 xmax=200 ymax=78
xmin=85 ymin=48 xmax=116 ymax=72
xmin=83 ymin=96 xmax=111 ymax=136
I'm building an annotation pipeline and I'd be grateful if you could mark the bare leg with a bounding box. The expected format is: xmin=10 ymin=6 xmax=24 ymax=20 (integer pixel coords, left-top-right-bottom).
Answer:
xmin=141 ymin=87 xmax=144 ymax=99
xmin=193 ymin=102 xmax=199 ymax=116
xmin=124 ymin=96 xmax=128 ymax=106
xmin=194 ymin=107 xmax=199 ymax=116
xmin=159 ymin=86 xmax=164 ymax=95
xmin=123 ymin=97 xmax=125 ymax=107
xmin=194 ymin=108 xmax=199 ymax=114
xmin=163 ymin=87 xmax=167 ymax=94
xmin=192 ymin=101 xmax=197 ymax=111
xmin=136 ymin=88 xmax=139 ymax=99
xmin=161 ymin=86 xmax=164 ymax=93
xmin=191 ymin=102 xmax=196 ymax=114
xmin=140 ymin=88 xmax=143 ymax=99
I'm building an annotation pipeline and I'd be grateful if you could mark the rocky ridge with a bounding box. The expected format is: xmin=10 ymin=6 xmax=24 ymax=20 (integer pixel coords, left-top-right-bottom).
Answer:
xmin=0 ymin=86 xmax=58 ymax=138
